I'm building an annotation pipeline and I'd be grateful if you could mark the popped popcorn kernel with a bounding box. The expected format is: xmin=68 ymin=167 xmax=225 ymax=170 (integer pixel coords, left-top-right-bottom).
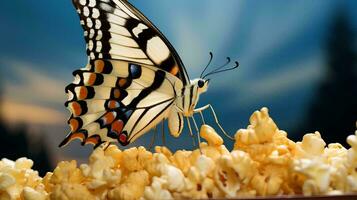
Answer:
xmin=296 ymin=132 xmax=326 ymax=158
xmin=0 ymin=157 xmax=46 ymax=200
xmin=108 ymin=170 xmax=149 ymax=200
xmin=235 ymin=107 xmax=278 ymax=147
xmin=50 ymin=183 xmax=95 ymax=200
xmin=200 ymin=124 xmax=223 ymax=146
xmin=214 ymin=154 xmax=241 ymax=197
xmin=2 ymin=107 xmax=357 ymax=199
xmin=104 ymin=145 xmax=123 ymax=167
xmin=143 ymin=177 xmax=173 ymax=200
xmin=121 ymin=147 xmax=153 ymax=173
xmin=23 ymin=186 xmax=46 ymax=200
xmin=50 ymin=160 xmax=83 ymax=184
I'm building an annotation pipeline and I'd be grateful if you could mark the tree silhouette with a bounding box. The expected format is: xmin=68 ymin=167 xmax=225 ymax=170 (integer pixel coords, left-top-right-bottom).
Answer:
xmin=0 ymin=68 xmax=52 ymax=176
xmin=296 ymin=9 xmax=357 ymax=146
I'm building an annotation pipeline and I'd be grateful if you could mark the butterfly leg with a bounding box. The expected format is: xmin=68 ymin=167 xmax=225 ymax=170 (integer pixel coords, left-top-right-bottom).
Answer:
xmin=194 ymin=104 xmax=234 ymax=141
xmin=196 ymin=110 xmax=206 ymax=124
xmin=161 ymin=120 xmax=166 ymax=146
xmin=186 ymin=117 xmax=197 ymax=148
xmin=101 ymin=142 xmax=112 ymax=151
xmin=148 ymin=126 xmax=158 ymax=151
xmin=191 ymin=116 xmax=203 ymax=153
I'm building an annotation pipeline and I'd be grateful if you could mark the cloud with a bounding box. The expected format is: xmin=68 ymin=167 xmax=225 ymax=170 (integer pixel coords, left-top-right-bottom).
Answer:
xmin=162 ymin=0 xmax=244 ymax=76
xmin=1 ymin=59 xmax=67 ymax=106
xmin=1 ymin=100 xmax=66 ymax=126
xmin=237 ymin=53 xmax=325 ymax=105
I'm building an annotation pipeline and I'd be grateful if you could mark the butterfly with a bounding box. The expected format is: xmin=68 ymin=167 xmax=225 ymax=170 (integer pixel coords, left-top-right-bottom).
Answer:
xmin=59 ymin=0 xmax=238 ymax=148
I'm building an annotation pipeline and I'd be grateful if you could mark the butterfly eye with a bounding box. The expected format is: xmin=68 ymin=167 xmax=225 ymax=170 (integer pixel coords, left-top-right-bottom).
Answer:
xmin=198 ymin=80 xmax=205 ymax=88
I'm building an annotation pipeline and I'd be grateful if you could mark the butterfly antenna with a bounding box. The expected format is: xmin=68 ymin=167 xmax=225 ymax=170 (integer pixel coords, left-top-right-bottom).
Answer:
xmin=200 ymin=52 xmax=214 ymax=78
xmin=211 ymin=56 xmax=231 ymax=74
xmin=203 ymin=57 xmax=231 ymax=79
xmin=203 ymin=61 xmax=239 ymax=78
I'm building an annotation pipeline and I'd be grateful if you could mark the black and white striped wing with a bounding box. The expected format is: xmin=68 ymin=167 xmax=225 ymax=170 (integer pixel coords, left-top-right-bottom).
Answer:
xmin=74 ymin=0 xmax=189 ymax=84
xmin=60 ymin=60 xmax=179 ymax=148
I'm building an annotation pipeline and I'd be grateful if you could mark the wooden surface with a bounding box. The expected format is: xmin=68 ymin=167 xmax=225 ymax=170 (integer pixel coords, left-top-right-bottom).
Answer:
xmin=219 ymin=194 xmax=357 ymax=199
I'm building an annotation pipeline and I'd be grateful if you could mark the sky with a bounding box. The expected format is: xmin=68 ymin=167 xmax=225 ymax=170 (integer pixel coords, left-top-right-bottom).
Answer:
xmin=0 ymin=0 xmax=357 ymax=163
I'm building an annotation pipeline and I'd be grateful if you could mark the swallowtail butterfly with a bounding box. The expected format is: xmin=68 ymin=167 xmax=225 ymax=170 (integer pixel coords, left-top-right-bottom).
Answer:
xmin=60 ymin=0 xmax=238 ymax=148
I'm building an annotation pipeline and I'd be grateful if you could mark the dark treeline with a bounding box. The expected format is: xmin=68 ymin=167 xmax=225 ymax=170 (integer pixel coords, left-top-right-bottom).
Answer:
xmin=293 ymin=9 xmax=357 ymax=146
xmin=0 ymin=74 xmax=52 ymax=176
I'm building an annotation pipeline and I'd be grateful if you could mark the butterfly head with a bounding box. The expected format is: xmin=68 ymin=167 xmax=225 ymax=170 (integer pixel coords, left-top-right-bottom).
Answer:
xmin=193 ymin=78 xmax=209 ymax=94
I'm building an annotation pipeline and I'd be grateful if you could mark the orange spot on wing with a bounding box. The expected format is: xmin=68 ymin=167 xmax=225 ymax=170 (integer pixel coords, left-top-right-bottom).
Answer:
xmin=170 ymin=65 xmax=179 ymax=76
xmin=87 ymin=73 xmax=97 ymax=85
xmin=78 ymin=87 xmax=88 ymax=100
xmin=118 ymin=79 xmax=127 ymax=87
xmin=113 ymin=89 xmax=121 ymax=98
xmin=112 ymin=120 xmax=124 ymax=134
xmin=69 ymin=132 xmax=85 ymax=141
xmin=103 ymin=112 xmax=115 ymax=125
xmin=69 ymin=118 xmax=79 ymax=132
xmin=108 ymin=100 xmax=119 ymax=109
xmin=85 ymin=137 xmax=99 ymax=145
xmin=95 ymin=60 xmax=105 ymax=72
xmin=71 ymin=102 xmax=82 ymax=116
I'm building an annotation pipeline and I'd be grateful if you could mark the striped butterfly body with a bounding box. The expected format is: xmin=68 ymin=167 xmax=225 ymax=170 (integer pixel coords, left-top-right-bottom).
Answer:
xmin=59 ymin=0 xmax=213 ymax=148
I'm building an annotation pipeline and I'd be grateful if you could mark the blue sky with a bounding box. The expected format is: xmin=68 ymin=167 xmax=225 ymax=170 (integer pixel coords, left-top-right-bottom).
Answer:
xmin=1 ymin=0 xmax=356 ymax=161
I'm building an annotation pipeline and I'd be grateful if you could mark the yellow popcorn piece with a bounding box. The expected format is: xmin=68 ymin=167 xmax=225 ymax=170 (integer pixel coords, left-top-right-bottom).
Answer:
xmin=122 ymin=147 xmax=153 ymax=173
xmin=50 ymin=183 xmax=95 ymax=200
xmin=157 ymin=164 xmax=185 ymax=192
xmin=23 ymin=186 xmax=46 ymax=200
xmin=235 ymin=107 xmax=278 ymax=147
xmin=214 ymin=154 xmax=244 ymax=197
xmin=104 ymin=145 xmax=123 ymax=167
xmin=168 ymin=150 xmax=192 ymax=175
xmin=200 ymin=124 xmax=223 ymax=146
xmin=180 ymin=155 xmax=221 ymax=199
xmin=143 ymin=177 xmax=173 ymax=200
xmin=50 ymin=160 xmax=84 ymax=185
xmin=108 ymin=170 xmax=149 ymax=200
xmin=295 ymin=159 xmax=330 ymax=194
xmin=0 ymin=157 xmax=48 ymax=200
xmin=346 ymin=131 xmax=357 ymax=191
xmin=295 ymin=132 xmax=326 ymax=158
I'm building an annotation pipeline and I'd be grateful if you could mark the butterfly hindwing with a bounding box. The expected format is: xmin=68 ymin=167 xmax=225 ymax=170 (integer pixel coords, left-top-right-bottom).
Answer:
xmin=60 ymin=60 xmax=178 ymax=147
xmin=72 ymin=0 xmax=189 ymax=84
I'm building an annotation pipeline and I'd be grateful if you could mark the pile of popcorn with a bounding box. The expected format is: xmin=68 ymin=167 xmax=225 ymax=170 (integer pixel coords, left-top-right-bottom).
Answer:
xmin=1 ymin=107 xmax=357 ymax=200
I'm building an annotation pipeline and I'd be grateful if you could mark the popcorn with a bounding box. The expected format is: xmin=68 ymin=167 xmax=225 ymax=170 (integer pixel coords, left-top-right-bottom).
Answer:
xmin=346 ymin=131 xmax=357 ymax=192
xmin=23 ymin=187 xmax=46 ymax=200
xmin=121 ymin=147 xmax=153 ymax=172
xmin=0 ymin=157 xmax=47 ymax=200
xmin=143 ymin=177 xmax=173 ymax=200
xmin=108 ymin=170 xmax=149 ymax=200
xmin=294 ymin=159 xmax=331 ymax=195
xmin=157 ymin=164 xmax=185 ymax=192
xmin=80 ymin=146 xmax=121 ymax=189
xmin=1 ymin=107 xmax=357 ymax=199
xmin=200 ymin=124 xmax=223 ymax=146
xmin=214 ymin=154 xmax=241 ymax=197
xmin=234 ymin=107 xmax=278 ymax=147
xmin=50 ymin=183 xmax=95 ymax=200
xmin=295 ymin=132 xmax=326 ymax=159
xmin=50 ymin=160 xmax=84 ymax=185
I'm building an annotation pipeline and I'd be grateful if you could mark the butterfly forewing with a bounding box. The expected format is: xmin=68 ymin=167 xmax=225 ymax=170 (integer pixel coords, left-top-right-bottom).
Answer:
xmin=73 ymin=0 xmax=189 ymax=83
